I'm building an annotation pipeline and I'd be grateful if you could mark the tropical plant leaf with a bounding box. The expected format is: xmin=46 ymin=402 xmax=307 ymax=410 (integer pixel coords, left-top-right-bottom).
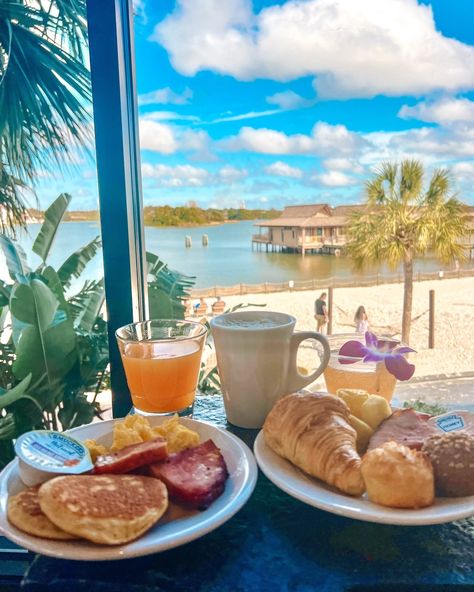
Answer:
xmin=147 ymin=252 xmax=195 ymax=319
xmin=10 ymin=277 xmax=77 ymax=391
xmin=0 ymin=235 xmax=30 ymax=281
xmin=75 ymin=285 xmax=105 ymax=333
xmin=0 ymin=373 xmax=31 ymax=409
xmin=10 ymin=279 xmax=58 ymax=328
xmin=0 ymin=165 xmax=29 ymax=235
xmin=57 ymin=236 xmax=102 ymax=289
xmin=0 ymin=2 xmax=92 ymax=182
xmin=32 ymin=193 xmax=71 ymax=263
xmin=42 ymin=266 xmax=72 ymax=322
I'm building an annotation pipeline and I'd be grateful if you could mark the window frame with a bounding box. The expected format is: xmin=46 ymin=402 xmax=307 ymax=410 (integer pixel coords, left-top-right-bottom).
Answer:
xmin=86 ymin=0 xmax=147 ymax=417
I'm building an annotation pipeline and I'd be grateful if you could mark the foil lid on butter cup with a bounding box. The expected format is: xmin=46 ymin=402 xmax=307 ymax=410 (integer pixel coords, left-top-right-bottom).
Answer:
xmin=15 ymin=430 xmax=93 ymax=477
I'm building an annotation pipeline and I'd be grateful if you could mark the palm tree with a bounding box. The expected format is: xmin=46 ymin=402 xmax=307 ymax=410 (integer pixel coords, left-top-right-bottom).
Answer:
xmin=347 ymin=160 xmax=469 ymax=344
xmin=0 ymin=0 xmax=91 ymax=233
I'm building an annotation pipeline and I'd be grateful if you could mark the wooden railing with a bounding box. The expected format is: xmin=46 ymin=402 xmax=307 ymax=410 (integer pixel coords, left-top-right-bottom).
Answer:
xmin=190 ymin=267 xmax=474 ymax=298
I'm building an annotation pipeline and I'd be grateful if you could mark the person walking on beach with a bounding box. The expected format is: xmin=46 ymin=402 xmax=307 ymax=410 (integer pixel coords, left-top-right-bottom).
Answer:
xmin=354 ymin=305 xmax=369 ymax=333
xmin=314 ymin=292 xmax=329 ymax=334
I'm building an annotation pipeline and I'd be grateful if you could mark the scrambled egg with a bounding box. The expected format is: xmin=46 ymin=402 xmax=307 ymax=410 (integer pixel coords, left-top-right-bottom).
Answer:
xmin=152 ymin=415 xmax=200 ymax=453
xmin=83 ymin=439 xmax=109 ymax=462
xmin=108 ymin=413 xmax=199 ymax=453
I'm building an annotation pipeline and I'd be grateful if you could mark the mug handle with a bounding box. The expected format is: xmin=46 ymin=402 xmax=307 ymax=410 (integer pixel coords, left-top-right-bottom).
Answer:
xmin=286 ymin=331 xmax=331 ymax=393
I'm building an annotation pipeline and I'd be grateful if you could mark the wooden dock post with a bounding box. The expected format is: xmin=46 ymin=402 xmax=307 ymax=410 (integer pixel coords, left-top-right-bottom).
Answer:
xmin=429 ymin=290 xmax=435 ymax=349
xmin=328 ymin=287 xmax=334 ymax=335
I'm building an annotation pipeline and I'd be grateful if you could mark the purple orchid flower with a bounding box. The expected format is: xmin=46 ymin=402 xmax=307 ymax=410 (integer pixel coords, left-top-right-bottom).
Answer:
xmin=338 ymin=331 xmax=416 ymax=381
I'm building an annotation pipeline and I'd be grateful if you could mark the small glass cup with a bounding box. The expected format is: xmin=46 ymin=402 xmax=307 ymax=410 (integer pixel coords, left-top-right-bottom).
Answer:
xmin=116 ymin=319 xmax=208 ymax=416
xmin=323 ymin=333 xmax=409 ymax=402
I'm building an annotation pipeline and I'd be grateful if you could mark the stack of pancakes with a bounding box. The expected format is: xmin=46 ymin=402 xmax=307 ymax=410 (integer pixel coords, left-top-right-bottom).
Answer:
xmin=7 ymin=475 xmax=168 ymax=545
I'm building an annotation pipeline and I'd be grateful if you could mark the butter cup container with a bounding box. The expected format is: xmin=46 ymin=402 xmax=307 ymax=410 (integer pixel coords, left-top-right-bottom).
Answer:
xmin=15 ymin=431 xmax=94 ymax=486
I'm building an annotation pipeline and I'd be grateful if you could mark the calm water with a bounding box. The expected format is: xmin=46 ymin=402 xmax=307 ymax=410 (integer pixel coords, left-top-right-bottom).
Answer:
xmin=10 ymin=220 xmax=471 ymax=288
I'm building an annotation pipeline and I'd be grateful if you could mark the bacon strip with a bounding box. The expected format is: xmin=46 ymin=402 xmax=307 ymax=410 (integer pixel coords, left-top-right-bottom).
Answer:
xmin=94 ymin=437 xmax=168 ymax=474
xmin=149 ymin=440 xmax=228 ymax=510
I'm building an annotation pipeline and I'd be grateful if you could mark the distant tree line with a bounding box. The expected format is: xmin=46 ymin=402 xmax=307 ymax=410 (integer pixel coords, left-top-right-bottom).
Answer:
xmin=143 ymin=206 xmax=281 ymax=226
xmin=27 ymin=206 xmax=281 ymax=226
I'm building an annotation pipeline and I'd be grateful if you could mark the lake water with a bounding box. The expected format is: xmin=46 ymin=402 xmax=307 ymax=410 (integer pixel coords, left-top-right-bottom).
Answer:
xmin=9 ymin=220 xmax=471 ymax=289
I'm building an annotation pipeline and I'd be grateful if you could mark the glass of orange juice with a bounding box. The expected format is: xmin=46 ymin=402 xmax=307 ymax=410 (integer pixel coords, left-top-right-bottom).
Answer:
xmin=116 ymin=319 xmax=208 ymax=416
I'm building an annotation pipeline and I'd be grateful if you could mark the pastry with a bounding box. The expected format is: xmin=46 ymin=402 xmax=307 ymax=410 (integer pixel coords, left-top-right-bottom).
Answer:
xmin=263 ymin=392 xmax=365 ymax=496
xmin=361 ymin=441 xmax=434 ymax=508
xmin=39 ymin=474 xmax=168 ymax=545
xmin=422 ymin=432 xmax=474 ymax=497
xmin=8 ymin=486 xmax=78 ymax=540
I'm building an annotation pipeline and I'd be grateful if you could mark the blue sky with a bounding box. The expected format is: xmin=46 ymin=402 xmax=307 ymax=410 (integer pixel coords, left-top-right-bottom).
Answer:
xmin=37 ymin=0 xmax=474 ymax=210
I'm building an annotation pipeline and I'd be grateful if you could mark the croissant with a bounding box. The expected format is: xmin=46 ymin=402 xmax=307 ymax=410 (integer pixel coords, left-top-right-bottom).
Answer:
xmin=263 ymin=392 xmax=365 ymax=496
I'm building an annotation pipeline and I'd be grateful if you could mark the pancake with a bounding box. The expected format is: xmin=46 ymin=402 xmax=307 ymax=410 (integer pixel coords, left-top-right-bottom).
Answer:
xmin=8 ymin=486 xmax=78 ymax=540
xmin=38 ymin=475 xmax=168 ymax=545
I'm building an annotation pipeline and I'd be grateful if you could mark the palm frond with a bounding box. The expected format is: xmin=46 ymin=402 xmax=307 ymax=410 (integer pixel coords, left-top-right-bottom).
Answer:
xmin=0 ymin=2 xmax=91 ymax=182
xmin=0 ymin=164 xmax=29 ymax=234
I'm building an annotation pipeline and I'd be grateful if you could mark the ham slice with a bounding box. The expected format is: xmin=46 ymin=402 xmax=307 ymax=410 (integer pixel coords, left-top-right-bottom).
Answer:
xmin=94 ymin=437 xmax=168 ymax=474
xmin=368 ymin=408 xmax=438 ymax=451
xmin=149 ymin=440 xmax=228 ymax=510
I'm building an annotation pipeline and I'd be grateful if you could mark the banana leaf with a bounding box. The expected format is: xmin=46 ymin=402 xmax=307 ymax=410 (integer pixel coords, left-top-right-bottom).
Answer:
xmin=74 ymin=284 xmax=104 ymax=333
xmin=42 ymin=266 xmax=72 ymax=322
xmin=10 ymin=278 xmax=78 ymax=396
xmin=0 ymin=373 xmax=31 ymax=409
xmin=57 ymin=235 xmax=101 ymax=289
xmin=147 ymin=252 xmax=195 ymax=319
xmin=32 ymin=193 xmax=71 ymax=264
xmin=0 ymin=235 xmax=30 ymax=281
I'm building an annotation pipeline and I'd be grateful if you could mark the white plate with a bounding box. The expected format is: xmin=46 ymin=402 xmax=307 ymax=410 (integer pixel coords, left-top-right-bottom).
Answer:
xmin=0 ymin=417 xmax=258 ymax=560
xmin=254 ymin=431 xmax=474 ymax=526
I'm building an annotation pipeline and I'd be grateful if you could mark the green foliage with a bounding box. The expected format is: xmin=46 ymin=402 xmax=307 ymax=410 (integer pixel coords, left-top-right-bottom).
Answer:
xmin=346 ymin=159 xmax=469 ymax=342
xmin=143 ymin=205 xmax=281 ymax=227
xmin=402 ymin=399 xmax=447 ymax=416
xmin=0 ymin=1 xmax=91 ymax=234
xmin=0 ymin=195 xmax=195 ymax=468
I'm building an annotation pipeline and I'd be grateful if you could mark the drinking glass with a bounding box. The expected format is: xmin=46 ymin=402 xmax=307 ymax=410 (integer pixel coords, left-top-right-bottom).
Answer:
xmin=323 ymin=333 xmax=409 ymax=402
xmin=116 ymin=319 xmax=208 ymax=416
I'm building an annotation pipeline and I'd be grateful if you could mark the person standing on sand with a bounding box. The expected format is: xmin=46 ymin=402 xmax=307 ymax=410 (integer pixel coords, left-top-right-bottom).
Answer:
xmin=354 ymin=305 xmax=369 ymax=333
xmin=314 ymin=292 xmax=329 ymax=334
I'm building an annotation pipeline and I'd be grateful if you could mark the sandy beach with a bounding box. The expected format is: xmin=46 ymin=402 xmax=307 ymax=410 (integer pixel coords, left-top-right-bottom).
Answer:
xmin=218 ymin=276 xmax=474 ymax=380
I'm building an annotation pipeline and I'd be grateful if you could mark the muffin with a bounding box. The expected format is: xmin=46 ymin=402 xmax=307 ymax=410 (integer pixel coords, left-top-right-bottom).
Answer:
xmin=361 ymin=441 xmax=434 ymax=508
xmin=422 ymin=432 xmax=474 ymax=497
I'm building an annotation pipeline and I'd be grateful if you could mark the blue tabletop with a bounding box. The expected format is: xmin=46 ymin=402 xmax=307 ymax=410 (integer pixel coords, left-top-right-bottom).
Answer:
xmin=18 ymin=396 xmax=474 ymax=592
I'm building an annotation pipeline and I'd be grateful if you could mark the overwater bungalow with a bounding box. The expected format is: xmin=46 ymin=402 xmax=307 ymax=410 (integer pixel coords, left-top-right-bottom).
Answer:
xmin=252 ymin=203 xmax=365 ymax=256
xmin=253 ymin=203 xmax=474 ymax=258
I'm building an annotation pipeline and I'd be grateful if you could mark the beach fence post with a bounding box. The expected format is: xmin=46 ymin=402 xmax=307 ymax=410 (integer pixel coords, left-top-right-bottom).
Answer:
xmin=328 ymin=287 xmax=334 ymax=335
xmin=429 ymin=290 xmax=435 ymax=349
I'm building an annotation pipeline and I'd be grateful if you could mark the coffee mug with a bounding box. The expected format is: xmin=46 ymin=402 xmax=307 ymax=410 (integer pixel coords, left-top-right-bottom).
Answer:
xmin=210 ymin=311 xmax=330 ymax=428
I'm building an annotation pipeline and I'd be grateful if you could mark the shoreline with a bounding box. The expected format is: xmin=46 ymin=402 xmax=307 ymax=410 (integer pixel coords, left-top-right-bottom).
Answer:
xmin=205 ymin=276 xmax=474 ymax=380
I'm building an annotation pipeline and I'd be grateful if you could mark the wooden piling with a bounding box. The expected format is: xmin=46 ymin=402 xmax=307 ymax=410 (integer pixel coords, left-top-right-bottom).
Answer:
xmin=429 ymin=290 xmax=435 ymax=349
xmin=328 ymin=287 xmax=334 ymax=335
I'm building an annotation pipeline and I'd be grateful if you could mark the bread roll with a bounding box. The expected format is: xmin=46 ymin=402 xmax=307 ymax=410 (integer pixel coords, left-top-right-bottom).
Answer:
xmin=263 ymin=392 xmax=365 ymax=496
xmin=361 ymin=441 xmax=434 ymax=508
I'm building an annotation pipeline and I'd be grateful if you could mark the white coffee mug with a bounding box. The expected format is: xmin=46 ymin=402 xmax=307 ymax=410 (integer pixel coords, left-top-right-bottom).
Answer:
xmin=210 ymin=311 xmax=330 ymax=428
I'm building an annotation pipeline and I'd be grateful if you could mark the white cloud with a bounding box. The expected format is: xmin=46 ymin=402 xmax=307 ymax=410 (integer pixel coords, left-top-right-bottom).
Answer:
xmin=139 ymin=120 xmax=178 ymax=154
xmin=322 ymin=158 xmax=364 ymax=173
xmin=220 ymin=121 xmax=366 ymax=157
xmin=138 ymin=119 xmax=213 ymax=158
xmin=264 ymin=161 xmax=303 ymax=178
xmin=314 ymin=171 xmax=357 ymax=187
xmin=142 ymin=111 xmax=199 ymax=122
xmin=141 ymin=163 xmax=248 ymax=187
xmin=154 ymin=0 xmax=474 ymax=99
xmin=209 ymin=109 xmax=281 ymax=123
xmin=399 ymin=97 xmax=474 ymax=124
xmin=266 ymin=90 xmax=314 ymax=110
xmin=217 ymin=165 xmax=248 ymax=183
xmin=138 ymin=86 xmax=193 ymax=106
